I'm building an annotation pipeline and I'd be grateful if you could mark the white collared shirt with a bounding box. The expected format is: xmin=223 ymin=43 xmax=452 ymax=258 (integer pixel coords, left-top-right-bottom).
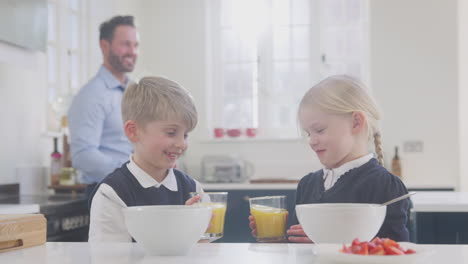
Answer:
xmin=322 ymin=154 xmax=373 ymax=191
xmin=88 ymin=157 xmax=203 ymax=242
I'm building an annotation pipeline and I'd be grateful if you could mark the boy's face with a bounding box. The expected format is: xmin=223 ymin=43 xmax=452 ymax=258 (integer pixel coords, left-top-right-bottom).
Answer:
xmin=299 ymin=106 xmax=358 ymax=169
xmin=131 ymin=119 xmax=189 ymax=173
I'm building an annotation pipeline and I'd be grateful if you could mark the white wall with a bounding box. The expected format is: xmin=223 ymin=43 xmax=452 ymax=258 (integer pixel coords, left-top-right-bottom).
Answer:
xmin=0 ymin=43 xmax=48 ymax=183
xmin=459 ymin=0 xmax=468 ymax=191
xmin=370 ymin=0 xmax=459 ymax=189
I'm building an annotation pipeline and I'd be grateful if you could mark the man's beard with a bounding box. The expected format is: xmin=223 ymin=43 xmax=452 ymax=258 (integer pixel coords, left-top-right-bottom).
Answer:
xmin=108 ymin=50 xmax=136 ymax=73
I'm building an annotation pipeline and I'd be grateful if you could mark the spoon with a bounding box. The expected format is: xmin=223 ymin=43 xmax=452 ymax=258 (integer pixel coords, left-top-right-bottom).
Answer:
xmin=382 ymin=191 xmax=416 ymax=206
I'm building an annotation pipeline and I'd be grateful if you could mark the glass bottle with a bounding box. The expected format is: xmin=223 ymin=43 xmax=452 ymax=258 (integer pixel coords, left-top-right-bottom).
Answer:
xmin=391 ymin=146 xmax=402 ymax=177
xmin=50 ymin=137 xmax=62 ymax=186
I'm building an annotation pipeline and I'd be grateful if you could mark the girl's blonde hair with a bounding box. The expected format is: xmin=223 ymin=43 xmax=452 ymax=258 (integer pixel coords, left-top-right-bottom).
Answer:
xmin=298 ymin=75 xmax=384 ymax=165
xmin=122 ymin=76 xmax=198 ymax=132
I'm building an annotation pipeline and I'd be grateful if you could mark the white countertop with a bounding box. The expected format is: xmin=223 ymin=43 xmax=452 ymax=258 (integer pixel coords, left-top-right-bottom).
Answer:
xmin=411 ymin=191 xmax=468 ymax=212
xmin=0 ymin=204 xmax=40 ymax=214
xmin=0 ymin=242 xmax=466 ymax=263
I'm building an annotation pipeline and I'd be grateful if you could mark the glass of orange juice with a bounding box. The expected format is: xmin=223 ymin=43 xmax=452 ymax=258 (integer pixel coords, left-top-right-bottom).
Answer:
xmin=190 ymin=192 xmax=228 ymax=241
xmin=249 ymin=195 xmax=288 ymax=242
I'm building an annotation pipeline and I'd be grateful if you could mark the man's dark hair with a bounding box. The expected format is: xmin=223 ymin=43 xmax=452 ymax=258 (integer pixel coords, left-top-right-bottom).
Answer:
xmin=99 ymin=15 xmax=135 ymax=42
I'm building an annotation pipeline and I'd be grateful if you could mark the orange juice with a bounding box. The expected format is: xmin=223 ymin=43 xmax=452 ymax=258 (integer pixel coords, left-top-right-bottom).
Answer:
xmin=251 ymin=204 xmax=287 ymax=240
xmin=201 ymin=203 xmax=227 ymax=234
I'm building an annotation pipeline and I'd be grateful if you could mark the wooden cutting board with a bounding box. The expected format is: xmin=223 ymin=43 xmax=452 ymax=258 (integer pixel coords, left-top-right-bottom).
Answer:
xmin=0 ymin=214 xmax=46 ymax=253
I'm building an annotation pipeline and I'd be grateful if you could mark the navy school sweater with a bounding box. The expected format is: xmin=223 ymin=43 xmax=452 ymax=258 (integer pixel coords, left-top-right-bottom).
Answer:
xmin=89 ymin=162 xmax=197 ymax=208
xmin=293 ymin=158 xmax=410 ymax=241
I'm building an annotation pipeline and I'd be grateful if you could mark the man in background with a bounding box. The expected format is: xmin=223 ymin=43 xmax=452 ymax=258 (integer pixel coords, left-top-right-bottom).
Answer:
xmin=68 ymin=15 xmax=139 ymax=197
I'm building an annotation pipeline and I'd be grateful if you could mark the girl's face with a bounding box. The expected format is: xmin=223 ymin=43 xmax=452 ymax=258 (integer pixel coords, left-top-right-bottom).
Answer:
xmin=300 ymin=106 xmax=365 ymax=169
xmin=131 ymin=119 xmax=189 ymax=177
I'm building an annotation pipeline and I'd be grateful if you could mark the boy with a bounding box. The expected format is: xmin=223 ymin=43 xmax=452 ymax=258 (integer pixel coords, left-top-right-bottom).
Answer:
xmin=88 ymin=76 xmax=203 ymax=242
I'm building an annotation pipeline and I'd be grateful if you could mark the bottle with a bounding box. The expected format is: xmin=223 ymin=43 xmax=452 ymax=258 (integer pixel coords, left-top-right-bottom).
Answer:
xmin=391 ymin=146 xmax=402 ymax=177
xmin=61 ymin=116 xmax=72 ymax=168
xmin=50 ymin=137 xmax=63 ymax=186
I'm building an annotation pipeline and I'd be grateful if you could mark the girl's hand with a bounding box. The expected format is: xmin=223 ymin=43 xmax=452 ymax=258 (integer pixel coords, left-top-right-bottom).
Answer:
xmin=248 ymin=215 xmax=257 ymax=237
xmin=287 ymin=224 xmax=313 ymax=243
xmin=185 ymin=194 xmax=201 ymax=205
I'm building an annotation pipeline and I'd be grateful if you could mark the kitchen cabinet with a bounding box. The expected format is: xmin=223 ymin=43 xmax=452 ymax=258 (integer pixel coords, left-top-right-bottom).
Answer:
xmin=410 ymin=191 xmax=468 ymax=244
xmin=204 ymin=186 xmax=297 ymax=243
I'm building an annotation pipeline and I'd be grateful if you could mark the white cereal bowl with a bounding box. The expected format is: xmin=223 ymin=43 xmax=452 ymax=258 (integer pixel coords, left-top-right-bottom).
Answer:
xmin=295 ymin=203 xmax=386 ymax=243
xmin=122 ymin=205 xmax=212 ymax=256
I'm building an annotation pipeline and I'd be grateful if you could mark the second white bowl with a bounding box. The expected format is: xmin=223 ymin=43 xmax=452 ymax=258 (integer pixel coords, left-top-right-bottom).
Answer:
xmin=295 ymin=203 xmax=386 ymax=243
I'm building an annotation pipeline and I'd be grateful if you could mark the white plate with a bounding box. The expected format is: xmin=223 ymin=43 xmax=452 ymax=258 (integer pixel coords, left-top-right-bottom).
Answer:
xmin=315 ymin=242 xmax=433 ymax=264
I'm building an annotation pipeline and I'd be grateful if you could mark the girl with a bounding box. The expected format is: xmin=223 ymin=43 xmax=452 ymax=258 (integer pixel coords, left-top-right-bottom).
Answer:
xmin=249 ymin=75 xmax=410 ymax=242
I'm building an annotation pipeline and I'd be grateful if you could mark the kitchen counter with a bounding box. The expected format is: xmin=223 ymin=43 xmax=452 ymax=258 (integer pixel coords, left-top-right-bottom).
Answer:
xmin=0 ymin=204 xmax=39 ymax=214
xmin=0 ymin=242 xmax=466 ymax=263
xmin=0 ymin=194 xmax=89 ymax=242
xmin=202 ymin=183 xmax=297 ymax=190
xmin=411 ymin=191 xmax=468 ymax=212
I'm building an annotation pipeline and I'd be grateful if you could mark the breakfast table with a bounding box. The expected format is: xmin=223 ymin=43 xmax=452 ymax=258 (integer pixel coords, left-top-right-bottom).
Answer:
xmin=1 ymin=242 xmax=467 ymax=264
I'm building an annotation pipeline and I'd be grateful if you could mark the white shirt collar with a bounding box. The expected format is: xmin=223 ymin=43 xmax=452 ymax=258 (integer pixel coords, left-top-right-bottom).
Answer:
xmin=126 ymin=156 xmax=178 ymax=191
xmin=322 ymin=153 xmax=373 ymax=190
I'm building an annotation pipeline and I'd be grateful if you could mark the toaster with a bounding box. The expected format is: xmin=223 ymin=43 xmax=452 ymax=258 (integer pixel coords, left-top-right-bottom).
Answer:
xmin=201 ymin=155 xmax=254 ymax=183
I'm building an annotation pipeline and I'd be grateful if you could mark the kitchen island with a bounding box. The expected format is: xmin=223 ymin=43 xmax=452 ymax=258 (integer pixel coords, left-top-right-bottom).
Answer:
xmin=0 ymin=242 xmax=466 ymax=263
xmin=410 ymin=191 xmax=468 ymax=244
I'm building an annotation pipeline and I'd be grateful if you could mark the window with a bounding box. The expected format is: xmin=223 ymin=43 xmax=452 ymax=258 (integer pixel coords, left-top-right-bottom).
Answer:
xmin=206 ymin=0 xmax=368 ymax=139
xmin=47 ymin=0 xmax=87 ymax=132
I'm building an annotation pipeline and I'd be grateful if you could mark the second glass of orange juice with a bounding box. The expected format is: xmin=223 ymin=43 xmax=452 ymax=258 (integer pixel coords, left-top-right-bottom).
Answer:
xmin=190 ymin=192 xmax=228 ymax=241
xmin=249 ymin=195 xmax=288 ymax=242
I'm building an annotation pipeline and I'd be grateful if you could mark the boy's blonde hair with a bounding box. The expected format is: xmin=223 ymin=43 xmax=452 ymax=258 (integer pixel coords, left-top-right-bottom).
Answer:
xmin=122 ymin=76 xmax=198 ymax=131
xmin=298 ymin=75 xmax=384 ymax=165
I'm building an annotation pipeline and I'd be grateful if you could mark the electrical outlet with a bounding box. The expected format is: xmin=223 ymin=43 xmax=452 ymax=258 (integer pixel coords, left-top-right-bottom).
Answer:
xmin=403 ymin=140 xmax=424 ymax=153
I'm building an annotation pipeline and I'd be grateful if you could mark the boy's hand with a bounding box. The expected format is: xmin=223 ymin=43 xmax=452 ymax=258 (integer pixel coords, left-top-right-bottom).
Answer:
xmin=185 ymin=194 xmax=201 ymax=205
xmin=287 ymin=224 xmax=313 ymax=243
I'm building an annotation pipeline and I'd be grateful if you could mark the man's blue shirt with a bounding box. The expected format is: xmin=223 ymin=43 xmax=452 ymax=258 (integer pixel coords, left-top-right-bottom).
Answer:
xmin=68 ymin=65 xmax=133 ymax=184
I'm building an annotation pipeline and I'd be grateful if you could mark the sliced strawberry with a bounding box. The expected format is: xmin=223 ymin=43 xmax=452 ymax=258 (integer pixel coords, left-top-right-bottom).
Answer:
xmin=367 ymin=241 xmax=377 ymax=251
xmin=382 ymin=238 xmax=398 ymax=249
xmin=385 ymin=246 xmax=405 ymax=255
xmin=358 ymin=243 xmax=369 ymax=255
xmin=371 ymin=237 xmax=383 ymax=245
xmin=351 ymin=238 xmax=361 ymax=246
xmin=405 ymin=249 xmax=416 ymax=255
xmin=369 ymin=245 xmax=385 ymax=255
xmin=341 ymin=245 xmax=352 ymax=254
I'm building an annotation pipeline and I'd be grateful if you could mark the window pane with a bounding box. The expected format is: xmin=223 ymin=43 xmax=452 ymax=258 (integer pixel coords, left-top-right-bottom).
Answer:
xmin=47 ymin=45 xmax=57 ymax=83
xmin=292 ymin=0 xmax=310 ymax=25
xmin=48 ymin=85 xmax=56 ymax=103
xmin=346 ymin=0 xmax=361 ymax=23
xmin=69 ymin=0 xmax=79 ymax=11
xmin=70 ymin=52 xmax=79 ymax=90
xmin=222 ymin=30 xmax=256 ymax=63
xmin=47 ymin=3 xmax=56 ymax=42
xmin=273 ymin=27 xmax=291 ymax=60
xmin=220 ymin=0 xmax=233 ymax=27
xmin=222 ymin=63 xmax=256 ymax=128
xmin=69 ymin=14 xmax=79 ymax=50
xmin=292 ymin=26 xmax=310 ymax=59
xmin=272 ymin=62 xmax=310 ymax=97
xmin=272 ymin=0 xmax=290 ymax=26
xmin=322 ymin=0 xmax=344 ymax=26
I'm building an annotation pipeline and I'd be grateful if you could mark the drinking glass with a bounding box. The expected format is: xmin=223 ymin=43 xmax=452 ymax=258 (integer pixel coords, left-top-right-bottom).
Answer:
xmin=190 ymin=192 xmax=228 ymax=242
xmin=249 ymin=195 xmax=288 ymax=242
